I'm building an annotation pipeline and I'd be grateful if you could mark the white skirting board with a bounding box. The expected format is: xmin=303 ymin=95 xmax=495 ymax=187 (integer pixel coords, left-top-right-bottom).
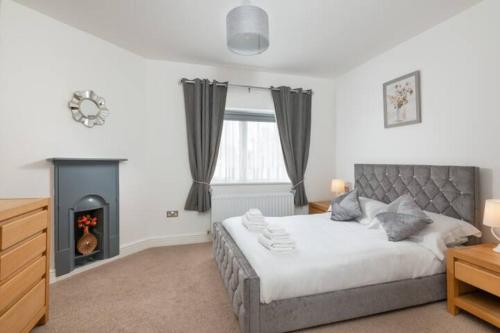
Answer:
xmin=49 ymin=232 xmax=209 ymax=283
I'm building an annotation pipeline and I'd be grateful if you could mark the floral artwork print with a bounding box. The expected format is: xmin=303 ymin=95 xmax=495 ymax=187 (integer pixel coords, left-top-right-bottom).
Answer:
xmin=383 ymin=71 xmax=421 ymax=128
xmin=388 ymin=82 xmax=413 ymax=119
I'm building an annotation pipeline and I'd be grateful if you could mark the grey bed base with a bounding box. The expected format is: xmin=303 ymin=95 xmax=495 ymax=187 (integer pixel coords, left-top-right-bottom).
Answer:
xmin=213 ymin=222 xmax=445 ymax=333
xmin=213 ymin=164 xmax=479 ymax=333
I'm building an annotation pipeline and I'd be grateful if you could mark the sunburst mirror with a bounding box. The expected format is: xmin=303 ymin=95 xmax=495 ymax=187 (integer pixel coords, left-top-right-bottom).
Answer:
xmin=68 ymin=90 xmax=109 ymax=128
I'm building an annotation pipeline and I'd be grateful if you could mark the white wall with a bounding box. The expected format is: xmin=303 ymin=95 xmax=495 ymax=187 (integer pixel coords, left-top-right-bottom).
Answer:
xmin=0 ymin=0 xmax=336 ymax=264
xmin=334 ymin=0 xmax=498 ymax=241
xmin=0 ymin=0 xmax=150 ymax=247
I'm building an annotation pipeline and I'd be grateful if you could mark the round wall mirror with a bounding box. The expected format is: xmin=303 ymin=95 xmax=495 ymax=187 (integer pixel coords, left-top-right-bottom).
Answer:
xmin=79 ymin=99 xmax=100 ymax=117
xmin=68 ymin=90 xmax=109 ymax=128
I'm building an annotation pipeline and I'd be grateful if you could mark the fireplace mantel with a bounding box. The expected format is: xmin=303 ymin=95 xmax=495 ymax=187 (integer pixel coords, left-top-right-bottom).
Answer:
xmin=49 ymin=158 xmax=126 ymax=276
xmin=47 ymin=157 xmax=128 ymax=162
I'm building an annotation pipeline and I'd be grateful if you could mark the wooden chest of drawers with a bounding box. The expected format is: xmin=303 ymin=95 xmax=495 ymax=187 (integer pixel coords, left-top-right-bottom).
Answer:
xmin=0 ymin=198 xmax=50 ymax=333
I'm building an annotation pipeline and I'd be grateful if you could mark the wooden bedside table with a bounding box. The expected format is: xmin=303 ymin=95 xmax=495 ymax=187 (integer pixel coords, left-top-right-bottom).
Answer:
xmin=308 ymin=201 xmax=330 ymax=214
xmin=447 ymin=243 xmax=500 ymax=328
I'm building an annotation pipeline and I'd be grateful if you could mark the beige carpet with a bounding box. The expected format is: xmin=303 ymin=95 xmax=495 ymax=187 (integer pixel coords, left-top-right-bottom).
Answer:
xmin=33 ymin=243 xmax=497 ymax=333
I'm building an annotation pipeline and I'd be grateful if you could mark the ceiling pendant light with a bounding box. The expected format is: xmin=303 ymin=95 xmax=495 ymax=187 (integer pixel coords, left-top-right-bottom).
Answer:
xmin=226 ymin=5 xmax=269 ymax=55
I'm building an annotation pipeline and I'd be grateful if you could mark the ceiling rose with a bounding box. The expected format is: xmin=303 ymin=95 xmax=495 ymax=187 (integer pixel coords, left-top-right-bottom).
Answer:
xmin=226 ymin=5 xmax=269 ymax=56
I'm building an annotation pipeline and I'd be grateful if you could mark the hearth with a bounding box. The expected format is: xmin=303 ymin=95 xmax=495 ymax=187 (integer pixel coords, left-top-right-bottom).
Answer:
xmin=48 ymin=158 xmax=127 ymax=276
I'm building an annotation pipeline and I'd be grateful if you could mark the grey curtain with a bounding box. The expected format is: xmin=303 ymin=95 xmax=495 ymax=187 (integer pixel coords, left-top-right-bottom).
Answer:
xmin=271 ymin=86 xmax=312 ymax=206
xmin=183 ymin=79 xmax=228 ymax=212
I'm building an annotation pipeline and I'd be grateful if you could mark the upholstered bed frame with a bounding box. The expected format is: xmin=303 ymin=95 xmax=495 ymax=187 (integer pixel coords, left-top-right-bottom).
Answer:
xmin=213 ymin=164 xmax=480 ymax=333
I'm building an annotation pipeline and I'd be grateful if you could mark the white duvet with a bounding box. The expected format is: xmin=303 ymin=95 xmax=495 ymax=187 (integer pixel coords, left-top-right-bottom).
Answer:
xmin=222 ymin=213 xmax=444 ymax=304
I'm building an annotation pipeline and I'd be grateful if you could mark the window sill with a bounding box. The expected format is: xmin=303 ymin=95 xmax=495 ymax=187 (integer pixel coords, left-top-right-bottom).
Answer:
xmin=211 ymin=182 xmax=292 ymax=186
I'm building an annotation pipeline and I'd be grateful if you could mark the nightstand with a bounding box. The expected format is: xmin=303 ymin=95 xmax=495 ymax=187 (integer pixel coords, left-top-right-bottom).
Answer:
xmin=308 ymin=201 xmax=330 ymax=214
xmin=447 ymin=243 xmax=500 ymax=328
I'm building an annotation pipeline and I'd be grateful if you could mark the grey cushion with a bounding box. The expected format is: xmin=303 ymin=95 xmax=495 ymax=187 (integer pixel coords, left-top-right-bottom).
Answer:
xmin=376 ymin=194 xmax=433 ymax=241
xmin=330 ymin=190 xmax=362 ymax=221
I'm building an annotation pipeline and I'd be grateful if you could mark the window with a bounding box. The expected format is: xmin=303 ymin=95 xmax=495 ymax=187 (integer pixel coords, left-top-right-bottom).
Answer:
xmin=212 ymin=109 xmax=289 ymax=184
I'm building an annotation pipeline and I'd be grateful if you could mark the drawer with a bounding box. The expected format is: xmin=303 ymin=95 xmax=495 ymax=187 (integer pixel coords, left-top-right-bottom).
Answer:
xmin=0 ymin=233 xmax=46 ymax=282
xmin=0 ymin=256 xmax=46 ymax=313
xmin=0 ymin=210 xmax=48 ymax=250
xmin=455 ymin=261 xmax=500 ymax=297
xmin=0 ymin=279 xmax=45 ymax=333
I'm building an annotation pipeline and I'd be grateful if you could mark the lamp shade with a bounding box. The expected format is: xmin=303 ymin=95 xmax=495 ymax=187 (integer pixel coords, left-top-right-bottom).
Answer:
xmin=226 ymin=5 xmax=269 ymax=55
xmin=330 ymin=179 xmax=346 ymax=194
xmin=483 ymin=199 xmax=500 ymax=227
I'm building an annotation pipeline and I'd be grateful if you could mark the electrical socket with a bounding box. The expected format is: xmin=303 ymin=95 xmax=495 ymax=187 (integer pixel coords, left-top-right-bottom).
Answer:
xmin=166 ymin=210 xmax=179 ymax=218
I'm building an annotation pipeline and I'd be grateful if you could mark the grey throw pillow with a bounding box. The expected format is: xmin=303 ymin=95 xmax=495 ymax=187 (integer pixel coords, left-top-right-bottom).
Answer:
xmin=330 ymin=190 xmax=362 ymax=221
xmin=376 ymin=194 xmax=433 ymax=241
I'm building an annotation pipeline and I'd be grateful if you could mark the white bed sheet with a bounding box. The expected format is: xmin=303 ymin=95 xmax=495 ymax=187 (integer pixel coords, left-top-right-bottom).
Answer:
xmin=222 ymin=213 xmax=444 ymax=304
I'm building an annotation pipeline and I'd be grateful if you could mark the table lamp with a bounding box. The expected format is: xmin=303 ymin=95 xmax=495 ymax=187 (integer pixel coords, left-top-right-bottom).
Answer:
xmin=330 ymin=179 xmax=346 ymax=197
xmin=483 ymin=199 xmax=500 ymax=253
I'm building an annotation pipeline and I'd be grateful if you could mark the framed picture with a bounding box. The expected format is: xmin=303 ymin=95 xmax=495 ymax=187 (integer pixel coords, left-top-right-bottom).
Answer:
xmin=383 ymin=71 xmax=421 ymax=128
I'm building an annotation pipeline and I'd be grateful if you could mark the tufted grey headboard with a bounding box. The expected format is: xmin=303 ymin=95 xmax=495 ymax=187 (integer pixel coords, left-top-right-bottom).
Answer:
xmin=354 ymin=164 xmax=480 ymax=229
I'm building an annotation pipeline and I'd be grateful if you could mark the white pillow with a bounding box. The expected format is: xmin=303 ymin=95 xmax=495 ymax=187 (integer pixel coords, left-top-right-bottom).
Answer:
xmin=409 ymin=211 xmax=481 ymax=260
xmin=357 ymin=197 xmax=388 ymax=225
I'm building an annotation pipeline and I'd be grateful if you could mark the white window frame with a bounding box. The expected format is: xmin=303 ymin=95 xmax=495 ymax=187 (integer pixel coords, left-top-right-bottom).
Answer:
xmin=211 ymin=108 xmax=290 ymax=186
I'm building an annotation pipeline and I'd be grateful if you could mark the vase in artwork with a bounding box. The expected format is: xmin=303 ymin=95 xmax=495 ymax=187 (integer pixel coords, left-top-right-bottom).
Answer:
xmin=395 ymin=107 xmax=407 ymax=122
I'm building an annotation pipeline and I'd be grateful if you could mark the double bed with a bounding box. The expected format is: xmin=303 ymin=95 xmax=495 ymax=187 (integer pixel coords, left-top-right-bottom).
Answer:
xmin=212 ymin=164 xmax=480 ymax=333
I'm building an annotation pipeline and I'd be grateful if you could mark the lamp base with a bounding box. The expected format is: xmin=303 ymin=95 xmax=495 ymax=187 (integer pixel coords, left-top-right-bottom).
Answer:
xmin=491 ymin=228 xmax=500 ymax=253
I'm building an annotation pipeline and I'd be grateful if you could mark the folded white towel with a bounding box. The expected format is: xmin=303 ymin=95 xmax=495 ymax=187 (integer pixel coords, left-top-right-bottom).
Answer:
xmin=258 ymin=234 xmax=295 ymax=248
xmin=247 ymin=208 xmax=263 ymax=216
xmin=242 ymin=215 xmax=267 ymax=232
xmin=262 ymin=229 xmax=290 ymax=241
xmin=242 ymin=215 xmax=267 ymax=226
xmin=245 ymin=212 xmax=265 ymax=222
xmin=258 ymin=235 xmax=295 ymax=252
xmin=266 ymin=223 xmax=287 ymax=234
xmin=244 ymin=224 xmax=266 ymax=232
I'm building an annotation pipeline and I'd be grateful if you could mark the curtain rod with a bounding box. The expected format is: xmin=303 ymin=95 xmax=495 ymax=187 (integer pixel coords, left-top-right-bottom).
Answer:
xmin=179 ymin=79 xmax=313 ymax=94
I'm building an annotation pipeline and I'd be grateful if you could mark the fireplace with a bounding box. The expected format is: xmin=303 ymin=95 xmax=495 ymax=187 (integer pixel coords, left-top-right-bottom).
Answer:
xmin=48 ymin=158 xmax=127 ymax=276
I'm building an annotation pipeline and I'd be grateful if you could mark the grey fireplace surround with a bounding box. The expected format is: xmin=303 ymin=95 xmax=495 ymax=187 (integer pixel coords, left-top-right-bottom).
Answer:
xmin=48 ymin=158 xmax=127 ymax=276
